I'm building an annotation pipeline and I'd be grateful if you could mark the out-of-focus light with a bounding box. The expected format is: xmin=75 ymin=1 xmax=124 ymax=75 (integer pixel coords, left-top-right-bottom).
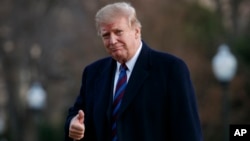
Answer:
xmin=27 ymin=82 xmax=46 ymax=110
xmin=212 ymin=44 xmax=237 ymax=82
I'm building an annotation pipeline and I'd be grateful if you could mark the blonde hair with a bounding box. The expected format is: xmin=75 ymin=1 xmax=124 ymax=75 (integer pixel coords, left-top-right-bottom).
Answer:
xmin=95 ymin=2 xmax=142 ymax=35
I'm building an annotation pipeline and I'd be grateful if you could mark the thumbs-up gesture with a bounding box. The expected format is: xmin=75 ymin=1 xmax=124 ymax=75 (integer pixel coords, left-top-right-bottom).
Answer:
xmin=69 ymin=110 xmax=85 ymax=140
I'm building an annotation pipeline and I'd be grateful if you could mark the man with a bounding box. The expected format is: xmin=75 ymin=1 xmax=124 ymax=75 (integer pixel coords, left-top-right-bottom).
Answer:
xmin=65 ymin=2 xmax=203 ymax=141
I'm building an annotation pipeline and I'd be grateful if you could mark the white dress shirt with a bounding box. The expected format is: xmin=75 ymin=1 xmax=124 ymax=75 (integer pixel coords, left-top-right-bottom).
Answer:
xmin=113 ymin=42 xmax=143 ymax=95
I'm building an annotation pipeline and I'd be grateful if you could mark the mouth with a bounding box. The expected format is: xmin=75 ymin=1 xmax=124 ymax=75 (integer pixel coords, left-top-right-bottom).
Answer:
xmin=109 ymin=45 xmax=123 ymax=52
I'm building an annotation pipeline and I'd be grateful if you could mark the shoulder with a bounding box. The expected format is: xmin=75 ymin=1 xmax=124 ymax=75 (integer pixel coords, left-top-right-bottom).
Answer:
xmin=80 ymin=57 xmax=115 ymax=80
xmin=142 ymin=41 xmax=185 ymax=64
xmin=141 ymin=42 xmax=189 ymax=73
xmin=146 ymin=46 xmax=192 ymax=81
xmin=85 ymin=57 xmax=113 ymax=69
xmin=150 ymin=48 xmax=187 ymax=68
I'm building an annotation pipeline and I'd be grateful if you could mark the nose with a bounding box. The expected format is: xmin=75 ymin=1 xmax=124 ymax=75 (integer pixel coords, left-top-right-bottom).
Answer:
xmin=109 ymin=34 xmax=117 ymax=45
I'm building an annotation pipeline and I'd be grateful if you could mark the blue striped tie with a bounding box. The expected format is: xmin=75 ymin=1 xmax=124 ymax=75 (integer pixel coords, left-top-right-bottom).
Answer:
xmin=112 ymin=64 xmax=127 ymax=141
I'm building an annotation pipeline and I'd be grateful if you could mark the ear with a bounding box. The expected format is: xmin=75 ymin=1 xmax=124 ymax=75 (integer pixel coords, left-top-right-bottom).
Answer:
xmin=134 ymin=27 xmax=141 ymax=39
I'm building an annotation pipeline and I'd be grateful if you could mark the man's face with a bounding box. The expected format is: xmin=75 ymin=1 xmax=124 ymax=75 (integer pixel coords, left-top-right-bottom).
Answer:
xmin=99 ymin=17 xmax=141 ymax=63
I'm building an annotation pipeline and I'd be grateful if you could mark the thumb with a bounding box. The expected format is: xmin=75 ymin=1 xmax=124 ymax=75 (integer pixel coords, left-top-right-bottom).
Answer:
xmin=77 ymin=110 xmax=84 ymax=124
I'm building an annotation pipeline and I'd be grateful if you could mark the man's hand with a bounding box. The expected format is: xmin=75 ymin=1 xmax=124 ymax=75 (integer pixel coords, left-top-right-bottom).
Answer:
xmin=69 ymin=110 xmax=85 ymax=140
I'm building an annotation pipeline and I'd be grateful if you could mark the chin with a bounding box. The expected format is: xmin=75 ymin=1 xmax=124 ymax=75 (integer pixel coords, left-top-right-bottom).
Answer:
xmin=113 ymin=56 xmax=125 ymax=63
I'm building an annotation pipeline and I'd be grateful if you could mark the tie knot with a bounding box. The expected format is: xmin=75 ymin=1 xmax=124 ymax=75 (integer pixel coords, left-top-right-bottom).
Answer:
xmin=120 ymin=63 xmax=128 ymax=71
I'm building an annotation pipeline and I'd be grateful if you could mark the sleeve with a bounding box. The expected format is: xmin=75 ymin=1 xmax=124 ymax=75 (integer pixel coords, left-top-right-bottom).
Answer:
xmin=168 ymin=59 xmax=203 ymax=141
xmin=64 ymin=69 xmax=87 ymax=141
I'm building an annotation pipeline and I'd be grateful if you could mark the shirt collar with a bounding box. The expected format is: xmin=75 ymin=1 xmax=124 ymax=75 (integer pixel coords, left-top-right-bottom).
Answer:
xmin=116 ymin=41 xmax=142 ymax=72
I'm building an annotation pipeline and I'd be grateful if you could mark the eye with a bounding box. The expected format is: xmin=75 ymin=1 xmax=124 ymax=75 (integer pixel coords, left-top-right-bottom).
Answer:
xmin=102 ymin=33 xmax=110 ymax=39
xmin=115 ymin=30 xmax=123 ymax=36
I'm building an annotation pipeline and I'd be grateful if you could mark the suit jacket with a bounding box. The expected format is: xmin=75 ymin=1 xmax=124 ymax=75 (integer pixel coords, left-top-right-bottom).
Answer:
xmin=65 ymin=42 xmax=203 ymax=141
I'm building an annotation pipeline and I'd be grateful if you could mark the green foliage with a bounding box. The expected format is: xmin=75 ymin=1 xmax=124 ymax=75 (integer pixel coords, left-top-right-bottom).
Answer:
xmin=38 ymin=120 xmax=64 ymax=141
xmin=184 ymin=4 xmax=225 ymax=48
xmin=232 ymin=36 xmax=250 ymax=66
xmin=184 ymin=3 xmax=250 ymax=68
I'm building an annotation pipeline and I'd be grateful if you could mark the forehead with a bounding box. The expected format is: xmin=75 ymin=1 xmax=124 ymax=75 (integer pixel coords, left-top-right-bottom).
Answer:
xmin=99 ymin=17 xmax=129 ymax=33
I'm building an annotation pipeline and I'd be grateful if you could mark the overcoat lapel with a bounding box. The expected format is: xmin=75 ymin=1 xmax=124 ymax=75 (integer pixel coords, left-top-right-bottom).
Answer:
xmin=93 ymin=43 xmax=152 ymax=126
xmin=119 ymin=44 xmax=151 ymax=116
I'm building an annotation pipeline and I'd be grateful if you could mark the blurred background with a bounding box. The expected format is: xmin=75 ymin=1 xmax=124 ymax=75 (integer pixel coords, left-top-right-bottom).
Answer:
xmin=0 ymin=0 xmax=249 ymax=141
